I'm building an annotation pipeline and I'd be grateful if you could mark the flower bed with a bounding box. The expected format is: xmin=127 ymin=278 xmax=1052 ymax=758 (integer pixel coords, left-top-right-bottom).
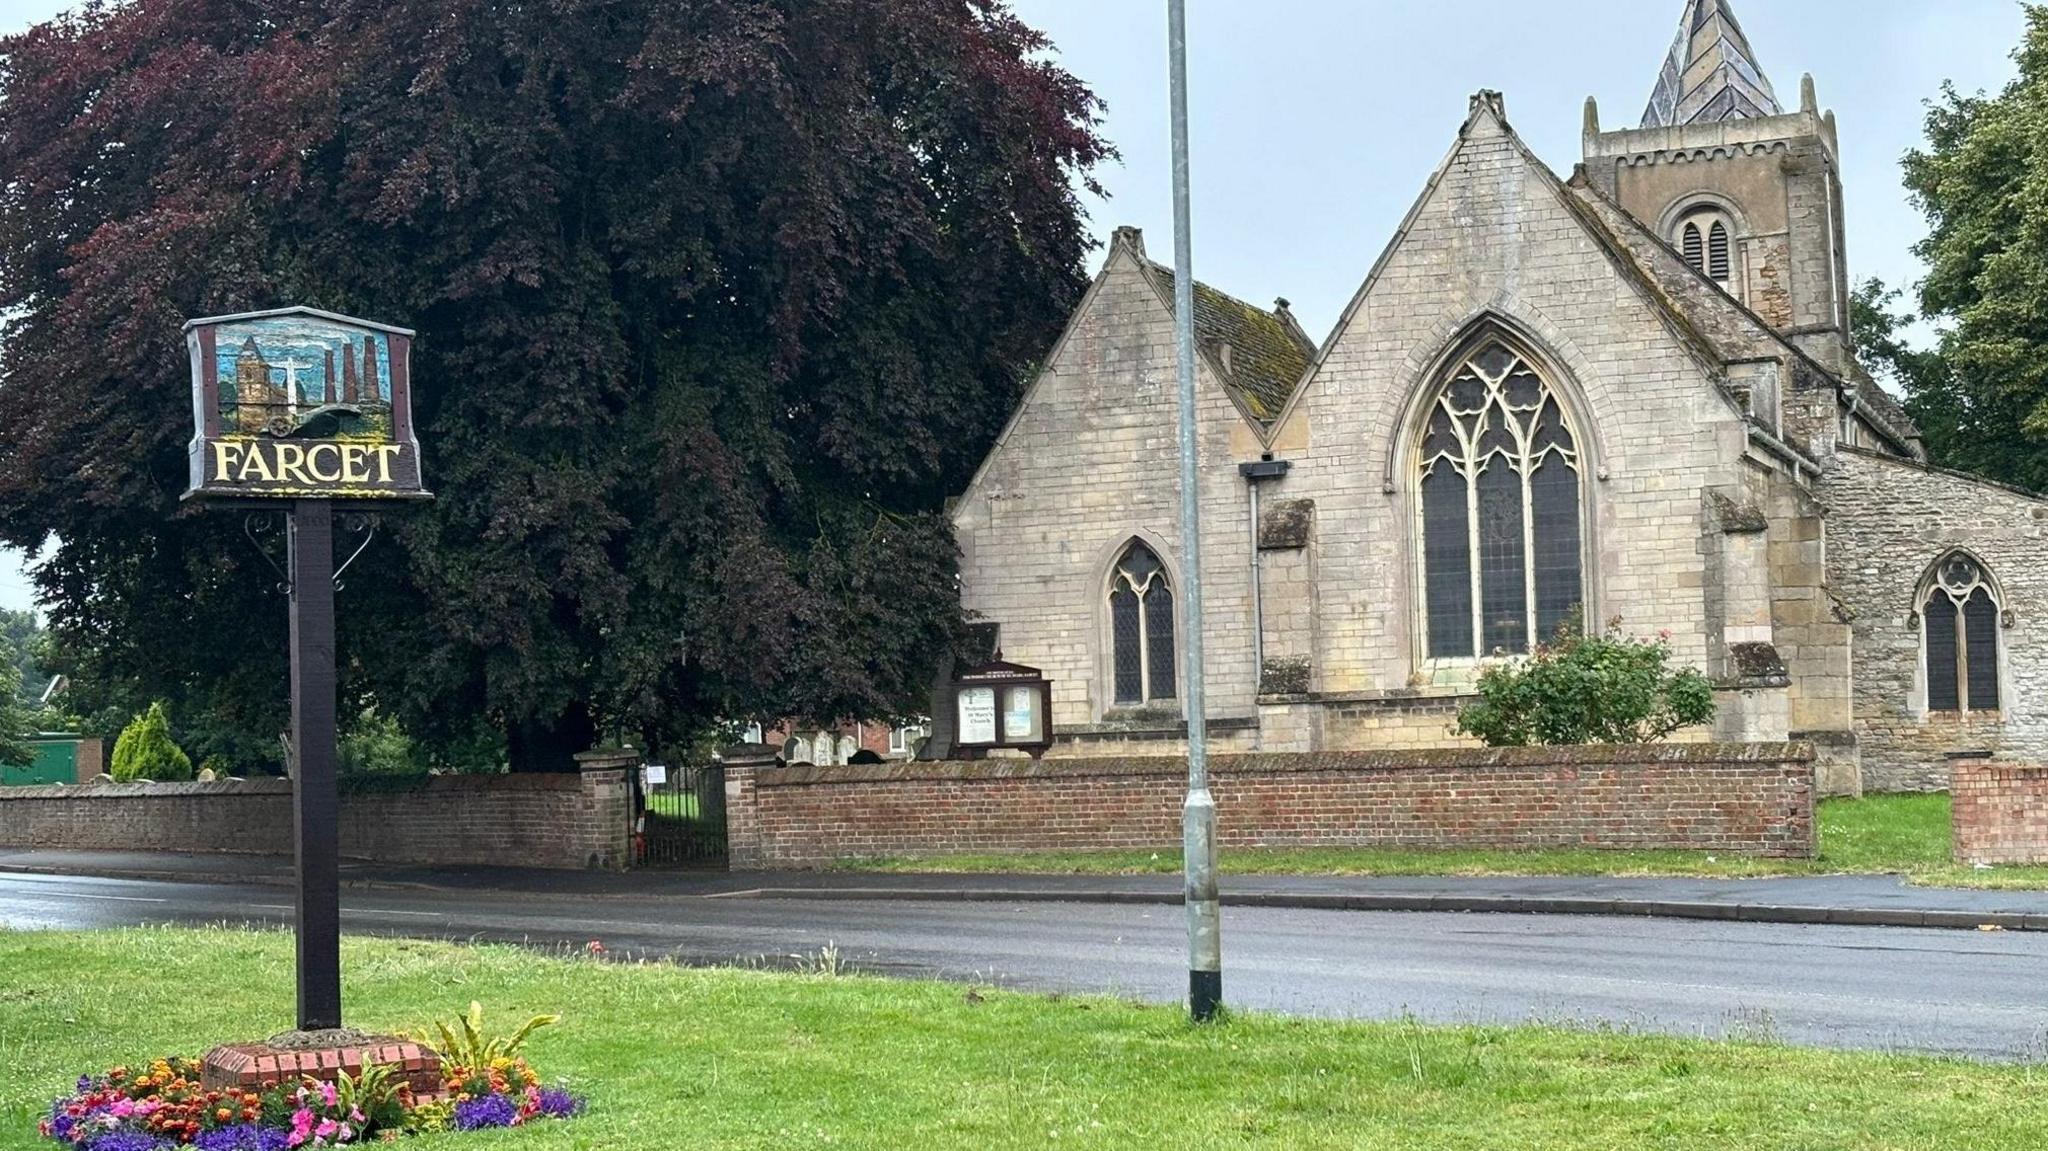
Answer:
xmin=42 ymin=1029 xmax=583 ymax=1149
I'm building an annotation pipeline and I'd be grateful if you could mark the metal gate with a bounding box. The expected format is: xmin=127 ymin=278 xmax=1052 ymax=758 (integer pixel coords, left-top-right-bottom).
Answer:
xmin=637 ymin=761 xmax=727 ymax=867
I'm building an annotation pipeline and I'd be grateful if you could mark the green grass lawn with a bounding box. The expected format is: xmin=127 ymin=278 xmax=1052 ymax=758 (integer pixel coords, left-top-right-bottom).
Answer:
xmin=645 ymin=791 xmax=702 ymax=820
xmin=4 ymin=926 xmax=2048 ymax=1150
xmin=836 ymin=793 xmax=2048 ymax=889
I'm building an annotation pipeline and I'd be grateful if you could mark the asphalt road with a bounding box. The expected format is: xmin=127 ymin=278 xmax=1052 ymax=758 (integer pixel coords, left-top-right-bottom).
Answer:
xmin=3 ymin=871 xmax=2045 ymax=1060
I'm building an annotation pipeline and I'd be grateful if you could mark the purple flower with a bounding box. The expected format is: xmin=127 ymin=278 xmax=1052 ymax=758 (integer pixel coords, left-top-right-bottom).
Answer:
xmin=193 ymin=1125 xmax=291 ymax=1151
xmin=76 ymin=1075 xmax=95 ymax=1094
xmin=46 ymin=1107 xmax=78 ymax=1141
xmin=83 ymin=1132 xmax=170 ymax=1151
xmin=535 ymin=1087 xmax=584 ymax=1119
xmin=453 ymin=1094 xmax=519 ymax=1131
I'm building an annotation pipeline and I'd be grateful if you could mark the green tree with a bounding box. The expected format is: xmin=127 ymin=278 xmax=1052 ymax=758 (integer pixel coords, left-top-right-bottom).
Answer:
xmin=109 ymin=701 xmax=194 ymax=782
xmin=0 ymin=639 xmax=39 ymax=767
xmin=1901 ymin=5 xmax=2048 ymax=492
xmin=0 ymin=608 xmax=50 ymax=706
xmin=0 ymin=1 xmax=1109 ymax=770
xmin=1849 ymin=278 xmax=1963 ymax=457
xmin=1454 ymin=627 xmax=1717 ymax=748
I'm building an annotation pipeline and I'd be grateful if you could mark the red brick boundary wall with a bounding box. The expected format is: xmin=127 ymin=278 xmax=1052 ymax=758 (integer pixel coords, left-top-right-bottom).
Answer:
xmin=1951 ymin=753 xmax=2048 ymax=865
xmin=721 ymin=743 xmax=1817 ymax=869
xmin=0 ymin=751 xmax=633 ymax=870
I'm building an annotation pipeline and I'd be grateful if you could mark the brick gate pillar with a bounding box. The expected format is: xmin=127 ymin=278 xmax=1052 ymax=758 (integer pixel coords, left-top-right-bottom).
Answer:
xmin=572 ymin=749 xmax=637 ymax=870
xmin=720 ymin=743 xmax=778 ymax=871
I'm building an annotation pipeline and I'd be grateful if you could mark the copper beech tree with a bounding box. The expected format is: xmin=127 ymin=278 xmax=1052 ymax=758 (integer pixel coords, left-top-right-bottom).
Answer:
xmin=0 ymin=0 xmax=1109 ymax=770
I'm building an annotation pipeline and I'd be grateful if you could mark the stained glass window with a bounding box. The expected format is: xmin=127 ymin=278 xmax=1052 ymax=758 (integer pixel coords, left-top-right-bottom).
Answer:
xmin=1923 ymin=554 xmax=2001 ymax=713
xmin=1109 ymin=541 xmax=1176 ymax=704
xmin=1417 ymin=339 xmax=1584 ymax=659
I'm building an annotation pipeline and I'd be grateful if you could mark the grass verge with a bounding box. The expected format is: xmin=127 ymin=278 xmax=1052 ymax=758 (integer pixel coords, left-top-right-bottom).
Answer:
xmin=836 ymin=793 xmax=2048 ymax=889
xmin=4 ymin=926 xmax=2047 ymax=1150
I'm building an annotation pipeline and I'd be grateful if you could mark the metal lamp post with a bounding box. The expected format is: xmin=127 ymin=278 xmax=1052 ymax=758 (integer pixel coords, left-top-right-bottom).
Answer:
xmin=1167 ymin=0 xmax=1222 ymax=1022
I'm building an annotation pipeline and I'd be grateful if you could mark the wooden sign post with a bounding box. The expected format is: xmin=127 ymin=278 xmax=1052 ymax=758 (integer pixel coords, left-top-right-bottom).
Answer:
xmin=184 ymin=307 xmax=430 ymax=1030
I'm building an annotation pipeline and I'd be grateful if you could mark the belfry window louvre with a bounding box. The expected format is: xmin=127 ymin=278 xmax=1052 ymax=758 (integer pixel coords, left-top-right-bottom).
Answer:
xmin=1108 ymin=541 xmax=1177 ymax=705
xmin=1707 ymin=221 xmax=1732 ymax=281
xmin=1676 ymin=211 xmax=1735 ymax=286
xmin=1419 ymin=340 xmax=1585 ymax=660
xmin=1923 ymin=554 xmax=2001 ymax=714
xmin=1681 ymin=222 xmax=1705 ymax=274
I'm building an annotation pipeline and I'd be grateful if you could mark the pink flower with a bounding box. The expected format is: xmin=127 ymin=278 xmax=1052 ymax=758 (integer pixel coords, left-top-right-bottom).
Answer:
xmin=290 ymin=1107 xmax=316 ymax=1147
xmin=316 ymin=1118 xmax=339 ymax=1139
xmin=319 ymin=1081 xmax=338 ymax=1109
xmin=1657 ymin=628 xmax=1672 ymax=641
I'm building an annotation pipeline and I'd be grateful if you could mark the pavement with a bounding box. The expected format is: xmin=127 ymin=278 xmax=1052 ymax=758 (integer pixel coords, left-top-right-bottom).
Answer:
xmin=5 ymin=867 xmax=2047 ymax=1058
xmin=4 ymin=846 xmax=2048 ymax=930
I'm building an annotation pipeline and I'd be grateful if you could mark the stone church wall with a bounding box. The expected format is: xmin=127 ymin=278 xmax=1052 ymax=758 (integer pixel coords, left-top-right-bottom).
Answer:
xmin=1820 ymin=450 xmax=2048 ymax=791
xmin=950 ymin=245 xmax=1260 ymax=734
xmin=1261 ymin=100 xmax=1752 ymax=713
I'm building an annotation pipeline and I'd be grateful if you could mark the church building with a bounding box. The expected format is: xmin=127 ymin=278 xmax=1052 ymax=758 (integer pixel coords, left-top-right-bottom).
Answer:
xmin=948 ymin=0 xmax=2048 ymax=795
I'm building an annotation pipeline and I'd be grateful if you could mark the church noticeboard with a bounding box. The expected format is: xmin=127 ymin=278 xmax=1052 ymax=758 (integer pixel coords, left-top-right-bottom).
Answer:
xmin=184 ymin=307 xmax=428 ymax=501
xmin=950 ymin=659 xmax=1053 ymax=756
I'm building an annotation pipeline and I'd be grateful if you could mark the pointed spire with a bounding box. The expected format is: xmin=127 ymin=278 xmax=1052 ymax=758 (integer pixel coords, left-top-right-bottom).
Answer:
xmin=1640 ymin=0 xmax=1782 ymax=128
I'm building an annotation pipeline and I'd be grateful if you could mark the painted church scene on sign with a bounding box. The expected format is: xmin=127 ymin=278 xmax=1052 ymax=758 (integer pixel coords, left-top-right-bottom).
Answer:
xmin=950 ymin=0 xmax=2048 ymax=797
xmin=184 ymin=306 xmax=427 ymax=500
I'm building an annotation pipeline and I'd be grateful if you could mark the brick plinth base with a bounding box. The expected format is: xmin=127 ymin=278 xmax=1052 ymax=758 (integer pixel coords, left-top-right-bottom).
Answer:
xmin=201 ymin=1038 xmax=441 ymax=1097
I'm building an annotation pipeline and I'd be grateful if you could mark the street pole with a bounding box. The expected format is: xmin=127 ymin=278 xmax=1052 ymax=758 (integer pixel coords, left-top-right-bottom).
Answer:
xmin=288 ymin=498 xmax=342 ymax=1030
xmin=1167 ymin=0 xmax=1221 ymax=1023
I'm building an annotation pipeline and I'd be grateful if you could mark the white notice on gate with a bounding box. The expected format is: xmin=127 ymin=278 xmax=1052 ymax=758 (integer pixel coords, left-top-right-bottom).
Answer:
xmin=644 ymin=763 xmax=668 ymax=786
xmin=957 ymin=686 xmax=998 ymax=744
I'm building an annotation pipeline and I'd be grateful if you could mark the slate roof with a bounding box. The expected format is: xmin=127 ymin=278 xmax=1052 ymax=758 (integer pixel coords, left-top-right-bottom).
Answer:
xmin=1142 ymin=260 xmax=1316 ymax=425
xmin=1642 ymin=0 xmax=1782 ymax=127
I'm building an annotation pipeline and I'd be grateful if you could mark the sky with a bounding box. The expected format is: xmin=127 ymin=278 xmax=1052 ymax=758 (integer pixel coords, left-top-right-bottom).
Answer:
xmin=0 ymin=0 xmax=2030 ymax=613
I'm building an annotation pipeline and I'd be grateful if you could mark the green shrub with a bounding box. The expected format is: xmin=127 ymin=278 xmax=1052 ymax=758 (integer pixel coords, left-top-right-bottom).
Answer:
xmin=1454 ymin=625 xmax=1716 ymax=747
xmin=109 ymin=701 xmax=194 ymax=782
xmin=340 ymin=707 xmax=424 ymax=775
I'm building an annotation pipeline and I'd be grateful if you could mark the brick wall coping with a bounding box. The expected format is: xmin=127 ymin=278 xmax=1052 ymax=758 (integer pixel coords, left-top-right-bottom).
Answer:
xmin=1954 ymin=760 xmax=2048 ymax=775
xmin=0 ymin=778 xmax=293 ymax=800
xmin=0 ymin=773 xmax=582 ymax=802
xmin=754 ymin=742 xmax=1815 ymax=788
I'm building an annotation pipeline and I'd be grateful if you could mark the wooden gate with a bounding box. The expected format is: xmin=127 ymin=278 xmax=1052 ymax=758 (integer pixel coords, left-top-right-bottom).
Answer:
xmin=637 ymin=761 xmax=727 ymax=867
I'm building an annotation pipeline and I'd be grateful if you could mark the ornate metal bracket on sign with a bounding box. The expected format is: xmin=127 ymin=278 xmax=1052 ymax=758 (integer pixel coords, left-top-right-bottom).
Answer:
xmin=242 ymin=510 xmax=379 ymax=594
xmin=243 ymin=511 xmax=292 ymax=596
xmin=332 ymin=513 xmax=378 ymax=591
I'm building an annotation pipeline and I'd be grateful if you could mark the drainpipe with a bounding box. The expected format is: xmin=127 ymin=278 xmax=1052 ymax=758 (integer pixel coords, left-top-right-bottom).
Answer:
xmin=1238 ymin=457 xmax=1292 ymax=695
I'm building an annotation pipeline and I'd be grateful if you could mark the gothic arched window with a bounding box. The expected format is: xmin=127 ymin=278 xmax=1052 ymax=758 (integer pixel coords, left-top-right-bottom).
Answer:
xmin=1108 ymin=540 xmax=1177 ymax=705
xmin=1418 ymin=340 xmax=1586 ymax=659
xmin=1922 ymin=553 xmax=2002 ymax=713
xmin=1676 ymin=209 xmax=1735 ymax=286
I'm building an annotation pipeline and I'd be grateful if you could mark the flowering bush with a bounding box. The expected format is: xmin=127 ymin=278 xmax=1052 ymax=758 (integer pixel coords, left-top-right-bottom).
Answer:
xmin=41 ymin=1044 xmax=583 ymax=1150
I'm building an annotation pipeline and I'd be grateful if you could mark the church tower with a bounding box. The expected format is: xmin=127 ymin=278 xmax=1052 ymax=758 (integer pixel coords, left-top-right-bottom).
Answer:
xmin=1582 ymin=0 xmax=1852 ymax=373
